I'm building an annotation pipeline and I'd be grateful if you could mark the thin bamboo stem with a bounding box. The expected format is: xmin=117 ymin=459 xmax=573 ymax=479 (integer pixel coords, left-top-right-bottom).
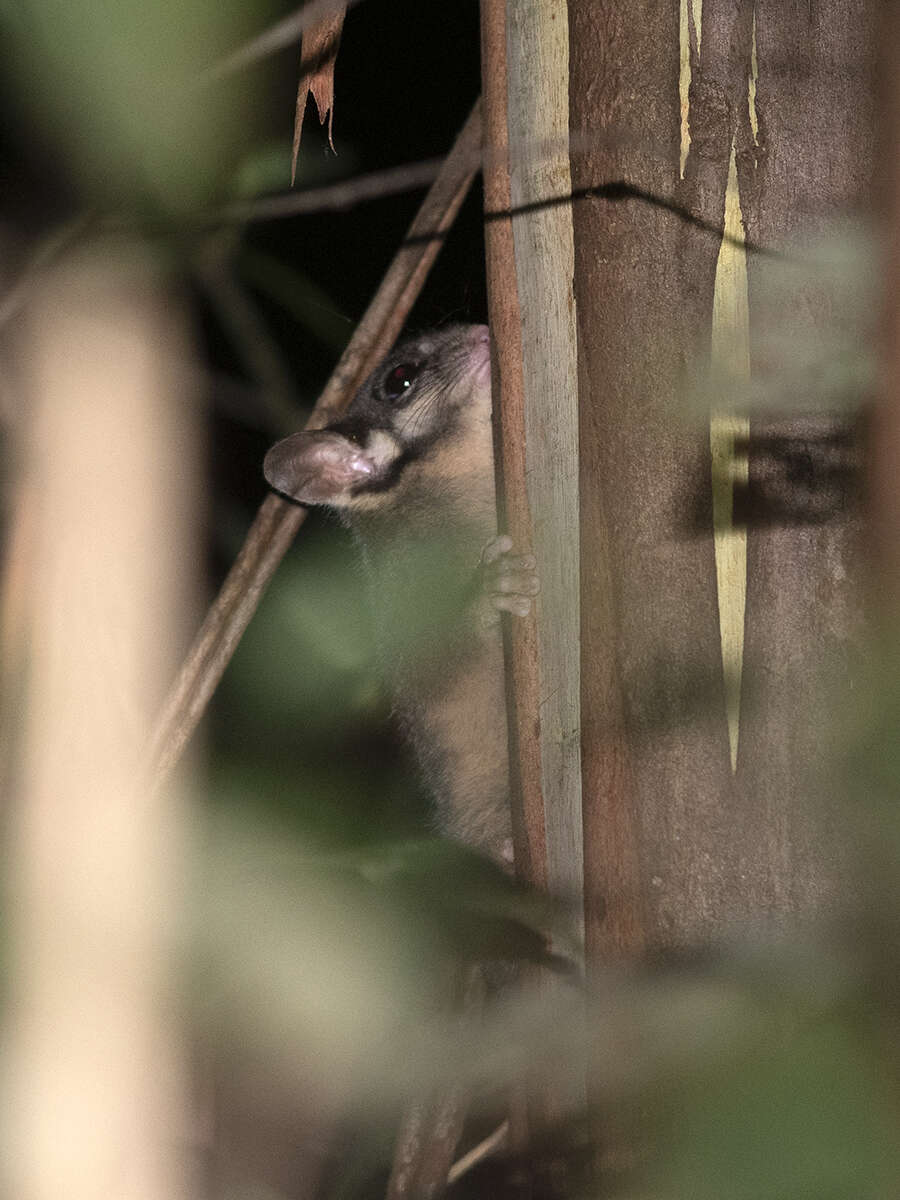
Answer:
xmin=480 ymin=0 xmax=547 ymax=895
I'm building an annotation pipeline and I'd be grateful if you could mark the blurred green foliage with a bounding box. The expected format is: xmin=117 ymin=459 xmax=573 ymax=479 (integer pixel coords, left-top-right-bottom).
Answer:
xmin=652 ymin=1022 xmax=900 ymax=1199
xmin=1 ymin=0 xmax=278 ymax=211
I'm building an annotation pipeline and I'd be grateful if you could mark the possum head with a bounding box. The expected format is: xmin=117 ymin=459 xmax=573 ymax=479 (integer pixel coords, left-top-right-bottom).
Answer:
xmin=263 ymin=324 xmax=492 ymax=516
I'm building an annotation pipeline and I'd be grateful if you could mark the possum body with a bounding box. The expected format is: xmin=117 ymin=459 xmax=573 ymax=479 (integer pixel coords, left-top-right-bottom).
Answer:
xmin=264 ymin=324 xmax=536 ymax=860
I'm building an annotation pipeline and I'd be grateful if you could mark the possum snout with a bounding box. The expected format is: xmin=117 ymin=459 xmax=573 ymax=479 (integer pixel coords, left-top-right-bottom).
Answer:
xmin=467 ymin=325 xmax=491 ymax=384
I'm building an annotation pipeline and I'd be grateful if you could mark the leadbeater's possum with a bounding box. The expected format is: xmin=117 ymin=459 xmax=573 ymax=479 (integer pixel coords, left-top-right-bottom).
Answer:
xmin=263 ymin=324 xmax=538 ymax=861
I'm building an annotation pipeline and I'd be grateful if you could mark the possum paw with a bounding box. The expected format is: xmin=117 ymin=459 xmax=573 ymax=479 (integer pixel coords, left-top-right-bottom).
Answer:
xmin=480 ymin=534 xmax=540 ymax=621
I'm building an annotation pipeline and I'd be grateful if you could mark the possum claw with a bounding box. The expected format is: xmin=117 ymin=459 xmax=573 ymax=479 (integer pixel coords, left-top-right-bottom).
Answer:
xmin=480 ymin=535 xmax=540 ymax=623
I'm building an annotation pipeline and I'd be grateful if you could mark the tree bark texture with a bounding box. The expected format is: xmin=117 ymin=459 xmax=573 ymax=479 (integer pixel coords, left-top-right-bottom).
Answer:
xmin=570 ymin=0 xmax=730 ymax=955
xmin=569 ymin=0 xmax=875 ymax=954
xmin=735 ymin=1 xmax=875 ymax=914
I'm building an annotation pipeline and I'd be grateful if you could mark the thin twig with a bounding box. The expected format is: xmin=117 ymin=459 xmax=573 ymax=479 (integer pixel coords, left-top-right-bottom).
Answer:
xmin=211 ymin=120 xmax=785 ymax=263
xmin=202 ymin=0 xmax=367 ymax=84
xmin=191 ymin=233 xmax=299 ymax=436
xmin=0 ymin=213 xmax=96 ymax=329
xmin=216 ymin=164 xmax=783 ymax=264
xmin=218 ymin=158 xmax=446 ymax=225
xmin=447 ymin=1120 xmax=509 ymax=1185
xmin=385 ymin=966 xmax=483 ymax=1200
xmin=145 ymin=99 xmax=482 ymax=787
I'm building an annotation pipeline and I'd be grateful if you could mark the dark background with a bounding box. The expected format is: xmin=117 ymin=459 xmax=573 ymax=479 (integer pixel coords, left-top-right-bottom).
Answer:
xmin=0 ymin=0 xmax=487 ymax=847
xmin=203 ymin=0 xmax=486 ymax=846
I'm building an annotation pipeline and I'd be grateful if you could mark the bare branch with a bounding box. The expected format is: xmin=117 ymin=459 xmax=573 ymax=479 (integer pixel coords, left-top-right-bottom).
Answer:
xmin=219 ymin=157 xmax=446 ymax=225
xmin=191 ymin=233 xmax=298 ymax=435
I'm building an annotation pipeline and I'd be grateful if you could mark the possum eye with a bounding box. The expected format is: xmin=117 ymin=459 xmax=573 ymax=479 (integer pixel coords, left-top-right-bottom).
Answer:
xmin=382 ymin=362 xmax=421 ymax=401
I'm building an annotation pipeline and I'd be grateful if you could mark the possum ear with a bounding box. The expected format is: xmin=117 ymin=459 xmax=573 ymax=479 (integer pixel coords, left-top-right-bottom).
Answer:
xmin=264 ymin=430 xmax=393 ymax=506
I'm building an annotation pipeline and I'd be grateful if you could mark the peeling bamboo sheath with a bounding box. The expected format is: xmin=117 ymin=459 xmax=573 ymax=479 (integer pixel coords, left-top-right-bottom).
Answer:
xmin=147 ymin=101 xmax=482 ymax=785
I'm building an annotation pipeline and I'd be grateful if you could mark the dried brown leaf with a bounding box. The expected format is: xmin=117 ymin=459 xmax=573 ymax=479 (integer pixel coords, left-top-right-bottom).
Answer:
xmin=292 ymin=6 xmax=346 ymax=183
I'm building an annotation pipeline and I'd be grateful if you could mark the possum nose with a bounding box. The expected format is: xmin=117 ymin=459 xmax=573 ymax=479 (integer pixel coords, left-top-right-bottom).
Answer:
xmin=469 ymin=325 xmax=491 ymax=382
xmin=468 ymin=324 xmax=490 ymax=357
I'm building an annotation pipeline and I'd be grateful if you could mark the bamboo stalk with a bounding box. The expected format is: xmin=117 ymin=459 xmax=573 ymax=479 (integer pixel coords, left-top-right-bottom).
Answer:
xmin=483 ymin=1 xmax=586 ymax=1158
xmin=504 ymin=0 xmax=582 ymax=917
xmin=480 ymin=0 xmax=547 ymax=895
xmin=146 ymin=100 xmax=483 ymax=785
